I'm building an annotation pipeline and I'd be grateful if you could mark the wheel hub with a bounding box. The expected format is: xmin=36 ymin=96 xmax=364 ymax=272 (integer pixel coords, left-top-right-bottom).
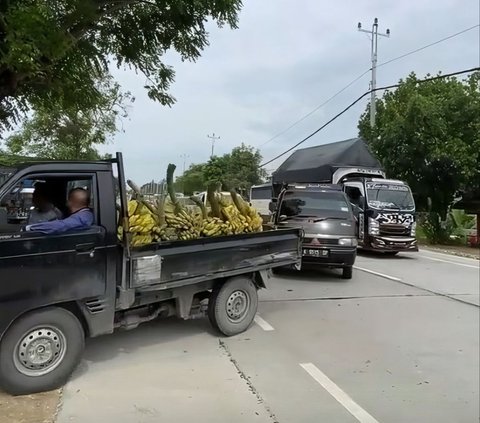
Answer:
xmin=226 ymin=290 xmax=249 ymax=322
xmin=14 ymin=327 xmax=66 ymax=377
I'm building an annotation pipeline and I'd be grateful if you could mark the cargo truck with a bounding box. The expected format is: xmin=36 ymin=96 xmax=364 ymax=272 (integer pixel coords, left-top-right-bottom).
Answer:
xmin=272 ymin=138 xmax=417 ymax=254
xmin=0 ymin=153 xmax=302 ymax=395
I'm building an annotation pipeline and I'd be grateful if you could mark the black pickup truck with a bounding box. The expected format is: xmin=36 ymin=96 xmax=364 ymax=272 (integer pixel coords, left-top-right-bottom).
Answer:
xmin=0 ymin=153 xmax=302 ymax=395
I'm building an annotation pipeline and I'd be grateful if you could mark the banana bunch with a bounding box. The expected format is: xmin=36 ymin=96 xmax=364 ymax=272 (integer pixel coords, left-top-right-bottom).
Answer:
xmin=201 ymin=217 xmax=224 ymax=237
xmin=131 ymin=233 xmax=154 ymax=247
xmin=229 ymin=191 xmax=263 ymax=233
xmin=126 ymin=199 xmax=164 ymax=246
xmin=221 ymin=204 xmax=247 ymax=234
xmin=166 ymin=209 xmax=201 ymax=241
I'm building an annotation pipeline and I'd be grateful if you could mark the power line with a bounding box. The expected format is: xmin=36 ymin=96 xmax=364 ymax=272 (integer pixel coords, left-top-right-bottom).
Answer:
xmin=260 ymin=67 xmax=480 ymax=168
xmin=377 ymin=24 xmax=479 ymax=68
xmin=258 ymin=69 xmax=370 ymax=149
xmin=258 ymin=24 xmax=480 ymax=150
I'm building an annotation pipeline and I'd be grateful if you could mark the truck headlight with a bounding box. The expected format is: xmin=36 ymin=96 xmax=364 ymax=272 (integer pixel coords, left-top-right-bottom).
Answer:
xmin=411 ymin=221 xmax=416 ymax=236
xmin=338 ymin=238 xmax=358 ymax=247
xmin=368 ymin=217 xmax=380 ymax=235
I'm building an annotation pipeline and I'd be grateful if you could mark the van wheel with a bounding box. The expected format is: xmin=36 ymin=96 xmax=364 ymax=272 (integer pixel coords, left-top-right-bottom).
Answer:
xmin=0 ymin=307 xmax=85 ymax=395
xmin=342 ymin=266 xmax=353 ymax=279
xmin=208 ymin=277 xmax=258 ymax=336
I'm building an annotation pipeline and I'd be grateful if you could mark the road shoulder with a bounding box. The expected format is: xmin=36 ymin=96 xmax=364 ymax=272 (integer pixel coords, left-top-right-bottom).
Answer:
xmin=0 ymin=389 xmax=61 ymax=423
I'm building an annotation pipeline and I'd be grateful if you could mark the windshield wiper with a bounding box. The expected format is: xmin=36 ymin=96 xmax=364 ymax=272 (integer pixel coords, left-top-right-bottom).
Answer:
xmin=292 ymin=214 xmax=318 ymax=218
xmin=310 ymin=217 xmax=348 ymax=223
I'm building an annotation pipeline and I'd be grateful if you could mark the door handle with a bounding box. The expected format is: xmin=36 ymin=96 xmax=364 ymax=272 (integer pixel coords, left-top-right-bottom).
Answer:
xmin=75 ymin=243 xmax=95 ymax=257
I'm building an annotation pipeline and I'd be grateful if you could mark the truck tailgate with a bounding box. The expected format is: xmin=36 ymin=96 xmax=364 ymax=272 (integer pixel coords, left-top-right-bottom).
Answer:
xmin=128 ymin=228 xmax=301 ymax=289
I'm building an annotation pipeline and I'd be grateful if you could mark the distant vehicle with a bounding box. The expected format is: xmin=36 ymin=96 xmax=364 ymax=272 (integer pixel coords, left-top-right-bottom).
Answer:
xmin=272 ymin=183 xmax=357 ymax=279
xmin=194 ymin=191 xmax=234 ymax=206
xmin=273 ymin=138 xmax=417 ymax=255
xmin=250 ymin=183 xmax=272 ymax=218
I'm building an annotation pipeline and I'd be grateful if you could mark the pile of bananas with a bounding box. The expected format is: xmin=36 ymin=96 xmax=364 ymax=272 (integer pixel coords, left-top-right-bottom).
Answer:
xmin=117 ymin=163 xmax=265 ymax=248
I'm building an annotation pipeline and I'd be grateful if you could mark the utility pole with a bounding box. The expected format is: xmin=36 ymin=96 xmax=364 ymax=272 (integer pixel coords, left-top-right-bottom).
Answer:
xmin=207 ymin=133 xmax=220 ymax=158
xmin=358 ymin=18 xmax=390 ymax=127
xmin=180 ymin=154 xmax=189 ymax=175
xmin=180 ymin=154 xmax=189 ymax=194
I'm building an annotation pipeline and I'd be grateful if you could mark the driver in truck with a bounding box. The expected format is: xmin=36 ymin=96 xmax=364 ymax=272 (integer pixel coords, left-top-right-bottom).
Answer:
xmin=25 ymin=188 xmax=93 ymax=234
xmin=27 ymin=182 xmax=63 ymax=224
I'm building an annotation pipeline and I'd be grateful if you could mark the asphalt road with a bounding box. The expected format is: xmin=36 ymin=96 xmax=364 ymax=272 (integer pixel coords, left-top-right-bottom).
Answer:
xmin=57 ymin=249 xmax=479 ymax=423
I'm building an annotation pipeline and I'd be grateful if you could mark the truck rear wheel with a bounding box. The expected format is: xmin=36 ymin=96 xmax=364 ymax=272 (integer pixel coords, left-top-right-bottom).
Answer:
xmin=0 ymin=307 xmax=85 ymax=395
xmin=208 ymin=277 xmax=258 ymax=336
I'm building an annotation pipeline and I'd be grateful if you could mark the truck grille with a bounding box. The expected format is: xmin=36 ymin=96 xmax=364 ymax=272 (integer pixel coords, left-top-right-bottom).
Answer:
xmin=303 ymin=237 xmax=338 ymax=246
xmin=379 ymin=224 xmax=411 ymax=236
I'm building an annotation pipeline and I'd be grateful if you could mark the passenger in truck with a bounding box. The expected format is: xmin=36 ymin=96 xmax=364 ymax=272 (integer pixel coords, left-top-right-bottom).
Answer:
xmin=25 ymin=188 xmax=93 ymax=234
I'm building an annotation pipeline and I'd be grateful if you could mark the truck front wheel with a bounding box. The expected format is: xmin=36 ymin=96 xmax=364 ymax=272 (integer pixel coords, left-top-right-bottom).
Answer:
xmin=208 ymin=277 xmax=258 ymax=336
xmin=342 ymin=266 xmax=353 ymax=279
xmin=0 ymin=307 xmax=85 ymax=395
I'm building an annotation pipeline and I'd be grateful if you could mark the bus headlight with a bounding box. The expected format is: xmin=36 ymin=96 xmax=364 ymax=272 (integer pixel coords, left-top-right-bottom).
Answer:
xmin=411 ymin=221 xmax=416 ymax=237
xmin=368 ymin=217 xmax=380 ymax=235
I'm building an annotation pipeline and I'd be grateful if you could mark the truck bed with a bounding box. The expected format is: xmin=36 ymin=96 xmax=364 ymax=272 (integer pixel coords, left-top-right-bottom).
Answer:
xmin=128 ymin=228 xmax=302 ymax=290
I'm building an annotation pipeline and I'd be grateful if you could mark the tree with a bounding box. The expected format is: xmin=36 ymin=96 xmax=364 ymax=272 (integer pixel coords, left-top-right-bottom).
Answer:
xmin=0 ymin=0 xmax=242 ymax=133
xmin=4 ymin=75 xmax=132 ymax=160
xmin=204 ymin=144 xmax=267 ymax=192
xmin=174 ymin=163 xmax=207 ymax=195
xmin=175 ymin=144 xmax=267 ymax=195
xmin=358 ymin=71 xmax=480 ymax=225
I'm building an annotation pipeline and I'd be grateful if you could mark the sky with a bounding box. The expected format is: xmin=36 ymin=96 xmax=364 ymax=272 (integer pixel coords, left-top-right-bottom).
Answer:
xmin=103 ymin=0 xmax=480 ymax=184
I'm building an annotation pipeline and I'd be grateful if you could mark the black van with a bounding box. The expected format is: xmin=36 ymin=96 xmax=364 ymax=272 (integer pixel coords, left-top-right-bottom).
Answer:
xmin=272 ymin=184 xmax=357 ymax=279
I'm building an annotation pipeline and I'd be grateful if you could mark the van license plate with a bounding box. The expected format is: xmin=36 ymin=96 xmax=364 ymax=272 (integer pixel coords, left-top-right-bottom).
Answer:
xmin=303 ymin=249 xmax=329 ymax=257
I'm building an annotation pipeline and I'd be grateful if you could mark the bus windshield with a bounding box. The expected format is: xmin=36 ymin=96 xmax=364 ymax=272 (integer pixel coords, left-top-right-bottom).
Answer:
xmin=366 ymin=183 xmax=415 ymax=211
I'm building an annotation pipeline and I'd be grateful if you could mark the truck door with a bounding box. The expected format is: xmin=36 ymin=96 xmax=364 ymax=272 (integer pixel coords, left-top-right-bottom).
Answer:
xmin=0 ymin=173 xmax=108 ymax=329
xmin=343 ymin=182 xmax=366 ymax=243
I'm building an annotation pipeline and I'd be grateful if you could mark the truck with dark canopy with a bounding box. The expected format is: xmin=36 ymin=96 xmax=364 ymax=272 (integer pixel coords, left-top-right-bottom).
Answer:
xmin=272 ymin=138 xmax=418 ymax=254
xmin=0 ymin=153 xmax=302 ymax=395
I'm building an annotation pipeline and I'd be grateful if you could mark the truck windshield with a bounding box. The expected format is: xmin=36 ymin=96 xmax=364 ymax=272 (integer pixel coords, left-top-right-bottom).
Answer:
xmin=366 ymin=183 xmax=415 ymax=211
xmin=280 ymin=190 xmax=351 ymax=218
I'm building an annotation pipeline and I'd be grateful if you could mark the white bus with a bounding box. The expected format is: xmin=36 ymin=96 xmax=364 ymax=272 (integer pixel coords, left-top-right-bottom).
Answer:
xmin=250 ymin=183 xmax=272 ymax=217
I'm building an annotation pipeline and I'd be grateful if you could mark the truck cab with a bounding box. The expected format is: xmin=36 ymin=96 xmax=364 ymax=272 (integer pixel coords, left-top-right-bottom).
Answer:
xmin=272 ymin=184 xmax=357 ymax=279
xmin=342 ymin=177 xmax=417 ymax=254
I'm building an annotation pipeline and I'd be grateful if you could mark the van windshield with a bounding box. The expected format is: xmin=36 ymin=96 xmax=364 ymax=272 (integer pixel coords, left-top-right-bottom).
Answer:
xmin=366 ymin=183 xmax=415 ymax=211
xmin=280 ymin=190 xmax=351 ymax=218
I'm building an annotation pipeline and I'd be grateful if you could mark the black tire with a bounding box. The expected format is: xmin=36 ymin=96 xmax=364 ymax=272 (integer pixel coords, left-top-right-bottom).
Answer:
xmin=0 ymin=307 xmax=85 ymax=395
xmin=208 ymin=277 xmax=258 ymax=336
xmin=342 ymin=266 xmax=353 ymax=279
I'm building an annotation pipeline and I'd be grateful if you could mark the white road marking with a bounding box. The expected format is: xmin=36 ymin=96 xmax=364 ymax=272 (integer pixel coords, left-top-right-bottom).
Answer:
xmin=300 ymin=363 xmax=380 ymax=423
xmin=418 ymin=255 xmax=479 ymax=269
xmin=354 ymin=266 xmax=402 ymax=282
xmin=419 ymin=249 xmax=479 ymax=262
xmin=254 ymin=315 xmax=275 ymax=331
